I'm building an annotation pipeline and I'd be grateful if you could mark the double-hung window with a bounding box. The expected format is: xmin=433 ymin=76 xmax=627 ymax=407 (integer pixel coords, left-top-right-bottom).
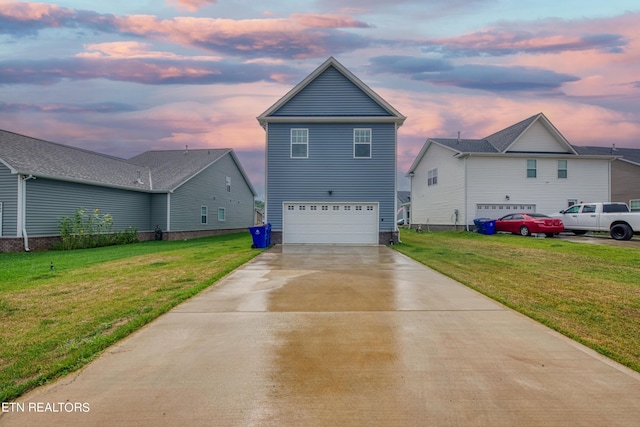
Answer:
xmin=218 ymin=207 xmax=226 ymax=222
xmin=201 ymin=206 xmax=208 ymax=225
xmin=526 ymin=159 xmax=537 ymax=178
xmin=557 ymin=160 xmax=568 ymax=179
xmin=630 ymin=200 xmax=640 ymax=212
xmin=427 ymin=168 xmax=438 ymax=186
xmin=291 ymin=129 xmax=308 ymax=158
xmin=226 ymin=176 xmax=231 ymax=192
xmin=354 ymin=128 xmax=371 ymax=158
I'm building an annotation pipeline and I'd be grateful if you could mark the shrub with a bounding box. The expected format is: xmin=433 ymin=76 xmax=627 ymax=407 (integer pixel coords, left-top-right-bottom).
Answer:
xmin=57 ymin=208 xmax=138 ymax=250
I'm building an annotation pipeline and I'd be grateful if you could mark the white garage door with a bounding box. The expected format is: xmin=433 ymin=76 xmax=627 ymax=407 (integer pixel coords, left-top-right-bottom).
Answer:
xmin=475 ymin=203 xmax=536 ymax=219
xmin=283 ymin=202 xmax=379 ymax=244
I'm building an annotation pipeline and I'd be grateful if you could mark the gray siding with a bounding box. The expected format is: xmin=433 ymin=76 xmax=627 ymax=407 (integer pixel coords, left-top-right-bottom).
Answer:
xmin=170 ymin=153 xmax=254 ymax=231
xmin=25 ymin=178 xmax=152 ymax=236
xmin=0 ymin=163 xmax=18 ymax=237
xmin=272 ymin=66 xmax=392 ymax=117
xmin=150 ymin=193 xmax=168 ymax=231
xmin=611 ymin=159 xmax=640 ymax=205
xmin=266 ymin=122 xmax=396 ymax=231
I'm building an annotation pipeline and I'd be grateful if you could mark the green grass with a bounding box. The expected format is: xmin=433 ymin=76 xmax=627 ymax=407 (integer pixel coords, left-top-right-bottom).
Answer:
xmin=0 ymin=233 xmax=264 ymax=401
xmin=393 ymin=230 xmax=640 ymax=372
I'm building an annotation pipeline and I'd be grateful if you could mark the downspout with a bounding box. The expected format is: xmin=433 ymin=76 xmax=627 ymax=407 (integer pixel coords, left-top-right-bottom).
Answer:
xmin=166 ymin=192 xmax=171 ymax=232
xmin=263 ymin=122 xmax=269 ymax=224
xmin=464 ymin=157 xmax=469 ymax=231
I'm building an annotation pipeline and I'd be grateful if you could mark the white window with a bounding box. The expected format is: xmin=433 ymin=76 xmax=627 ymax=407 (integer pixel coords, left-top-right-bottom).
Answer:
xmin=630 ymin=200 xmax=640 ymax=212
xmin=218 ymin=207 xmax=226 ymax=221
xmin=355 ymin=205 xmax=362 ymax=211
xmin=201 ymin=206 xmax=208 ymax=224
xmin=291 ymin=129 xmax=308 ymax=158
xmin=557 ymin=160 xmax=567 ymax=179
xmin=226 ymin=176 xmax=231 ymax=192
xmin=354 ymin=128 xmax=371 ymax=158
xmin=333 ymin=206 xmax=339 ymax=211
xmin=427 ymin=168 xmax=438 ymax=186
xmin=310 ymin=205 xmax=317 ymax=211
xmin=527 ymin=159 xmax=537 ymax=178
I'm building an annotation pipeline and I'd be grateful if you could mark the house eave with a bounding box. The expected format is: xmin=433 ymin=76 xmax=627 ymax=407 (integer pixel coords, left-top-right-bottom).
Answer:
xmin=257 ymin=115 xmax=406 ymax=128
xmin=14 ymin=171 xmax=164 ymax=193
xmin=453 ymin=152 xmax=618 ymax=160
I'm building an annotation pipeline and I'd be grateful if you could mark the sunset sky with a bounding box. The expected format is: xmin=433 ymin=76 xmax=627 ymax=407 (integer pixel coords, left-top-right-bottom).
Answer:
xmin=1 ymin=0 xmax=639 ymax=196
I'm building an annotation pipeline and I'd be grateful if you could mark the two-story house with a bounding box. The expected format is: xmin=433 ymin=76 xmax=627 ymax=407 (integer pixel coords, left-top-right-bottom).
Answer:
xmin=257 ymin=57 xmax=406 ymax=244
xmin=407 ymin=113 xmax=617 ymax=230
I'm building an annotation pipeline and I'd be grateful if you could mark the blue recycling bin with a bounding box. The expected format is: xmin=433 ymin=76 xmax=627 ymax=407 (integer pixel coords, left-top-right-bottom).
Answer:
xmin=249 ymin=223 xmax=271 ymax=248
xmin=483 ymin=219 xmax=496 ymax=235
xmin=473 ymin=218 xmax=495 ymax=235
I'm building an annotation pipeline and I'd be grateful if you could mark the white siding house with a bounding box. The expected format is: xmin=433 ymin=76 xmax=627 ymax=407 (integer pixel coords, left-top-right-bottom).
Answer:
xmin=407 ymin=113 xmax=616 ymax=230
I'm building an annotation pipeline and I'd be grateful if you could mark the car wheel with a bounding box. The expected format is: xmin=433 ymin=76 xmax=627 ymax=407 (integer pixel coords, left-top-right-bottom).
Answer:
xmin=519 ymin=226 xmax=531 ymax=236
xmin=545 ymin=233 xmax=555 ymax=238
xmin=610 ymin=223 xmax=632 ymax=241
xmin=573 ymin=230 xmax=588 ymax=235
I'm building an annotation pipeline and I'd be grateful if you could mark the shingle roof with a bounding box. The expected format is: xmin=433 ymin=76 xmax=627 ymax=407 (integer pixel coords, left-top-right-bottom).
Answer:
xmin=1 ymin=130 xmax=256 ymax=195
xmin=484 ymin=114 xmax=538 ymax=152
xmin=0 ymin=129 xmax=151 ymax=190
xmin=574 ymin=146 xmax=640 ymax=165
xmin=397 ymin=190 xmax=411 ymax=205
xmin=129 ymin=149 xmax=231 ymax=191
xmin=431 ymin=138 xmax=499 ymax=153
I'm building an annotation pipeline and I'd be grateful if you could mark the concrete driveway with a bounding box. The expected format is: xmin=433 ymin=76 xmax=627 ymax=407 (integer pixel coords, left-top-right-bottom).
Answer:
xmin=3 ymin=245 xmax=640 ymax=426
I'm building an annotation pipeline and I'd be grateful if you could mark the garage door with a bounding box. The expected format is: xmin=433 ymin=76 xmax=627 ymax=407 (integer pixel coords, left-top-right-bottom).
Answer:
xmin=475 ymin=203 xmax=536 ymax=219
xmin=283 ymin=202 xmax=379 ymax=244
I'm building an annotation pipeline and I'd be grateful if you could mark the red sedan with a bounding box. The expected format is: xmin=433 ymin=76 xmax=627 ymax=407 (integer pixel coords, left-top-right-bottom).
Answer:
xmin=495 ymin=213 xmax=564 ymax=237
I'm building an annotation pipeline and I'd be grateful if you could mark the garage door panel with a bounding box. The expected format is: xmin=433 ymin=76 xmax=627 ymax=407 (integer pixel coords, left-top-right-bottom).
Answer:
xmin=283 ymin=202 xmax=378 ymax=244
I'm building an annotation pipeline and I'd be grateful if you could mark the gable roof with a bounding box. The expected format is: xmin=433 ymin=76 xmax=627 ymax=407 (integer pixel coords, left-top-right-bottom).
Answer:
xmin=257 ymin=56 xmax=406 ymax=127
xmin=0 ymin=129 xmax=256 ymax=196
xmin=0 ymin=129 xmax=152 ymax=191
xmin=130 ymin=149 xmax=257 ymax=195
xmin=407 ymin=113 xmax=616 ymax=175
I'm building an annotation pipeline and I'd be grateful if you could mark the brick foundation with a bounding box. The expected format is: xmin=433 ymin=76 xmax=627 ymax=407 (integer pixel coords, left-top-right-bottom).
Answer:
xmin=0 ymin=228 xmax=247 ymax=253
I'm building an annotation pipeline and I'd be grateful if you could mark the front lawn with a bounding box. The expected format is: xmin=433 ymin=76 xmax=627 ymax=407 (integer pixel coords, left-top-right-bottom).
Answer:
xmin=0 ymin=233 xmax=262 ymax=401
xmin=393 ymin=230 xmax=640 ymax=373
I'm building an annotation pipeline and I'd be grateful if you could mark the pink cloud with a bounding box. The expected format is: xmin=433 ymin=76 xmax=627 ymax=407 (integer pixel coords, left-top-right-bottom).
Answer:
xmin=77 ymin=41 xmax=221 ymax=61
xmin=166 ymin=0 xmax=217 ymax=12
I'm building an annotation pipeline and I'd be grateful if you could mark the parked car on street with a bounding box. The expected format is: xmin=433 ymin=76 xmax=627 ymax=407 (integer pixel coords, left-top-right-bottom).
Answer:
xmin=548 ymin=202 xmax=640 ymax=240
xmin=495 ymin=213 xmax=564 ymax=237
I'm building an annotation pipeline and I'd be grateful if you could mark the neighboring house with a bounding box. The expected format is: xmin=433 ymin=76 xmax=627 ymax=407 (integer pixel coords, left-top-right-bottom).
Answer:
xmin=397 ymin=191 xmax=410 ymax=224
xmin=407 ymin=113 xmax=617 ymax=230
xmin=257 ymin=57 xmax=406 ymax=244
xmin=0 ymin=130 xmax=256 ymax=251
xmin=573 ymin=146 xmax=640 ymax=211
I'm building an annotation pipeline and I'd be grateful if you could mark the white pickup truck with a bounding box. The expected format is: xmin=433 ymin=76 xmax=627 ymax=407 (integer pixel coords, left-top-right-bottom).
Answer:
xmin=549 ymin=202 xmax=640 ymax=240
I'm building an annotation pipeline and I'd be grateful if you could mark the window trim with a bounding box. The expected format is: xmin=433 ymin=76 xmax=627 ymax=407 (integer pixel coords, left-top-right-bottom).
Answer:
xmin=225 ymin=176 xmax=231 ymax=193
xmin=290 ymin=128 xmax=309 ymax=159
xmin=217 ymin=207 xmax=226 ymax=222
xmin=201 ymin=206 xmax=208 ymax=225
xmin=353 ymin=128 xmax=372 ymax=159
xmin=526 ymin=159 xmax=537 ymax=178
xmin=630 ymin=199 xmax=640 ymax=212
xmin=427 ymin=168 xmax=438 ymax=186
xmin=557 ymin=160 xmax=568 ymax=179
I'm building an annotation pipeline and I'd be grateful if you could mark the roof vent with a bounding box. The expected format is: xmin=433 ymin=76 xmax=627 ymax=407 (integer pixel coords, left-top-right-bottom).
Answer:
xmin=184 ymin=145 xmax=189 ymax=154
xmin=135 ymin=170 xmax=144 ymax=185
xmin=611 ymin=143 xmax=617 ymax=153
xmin=457 ymin=131 xmax=461 ymax=143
